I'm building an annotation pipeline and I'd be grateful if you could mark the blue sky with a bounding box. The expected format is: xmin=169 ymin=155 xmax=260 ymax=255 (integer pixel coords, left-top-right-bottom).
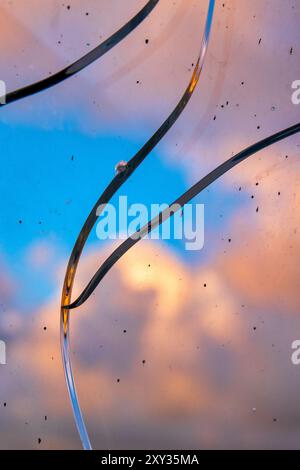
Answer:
xmin=0 ymin=0 xmax=299 ymax=451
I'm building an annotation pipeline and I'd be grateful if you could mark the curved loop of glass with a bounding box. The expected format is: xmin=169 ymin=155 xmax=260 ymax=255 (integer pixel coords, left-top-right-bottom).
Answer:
xmin=60 ymin=0 xmax=215 ymax=450
xmin=0 ymin=0 xmax=160 ymax=106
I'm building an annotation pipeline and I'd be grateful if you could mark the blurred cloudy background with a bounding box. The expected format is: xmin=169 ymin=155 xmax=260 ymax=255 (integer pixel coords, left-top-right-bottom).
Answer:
xmin=0 ymin=0 xmax=299 ymax=449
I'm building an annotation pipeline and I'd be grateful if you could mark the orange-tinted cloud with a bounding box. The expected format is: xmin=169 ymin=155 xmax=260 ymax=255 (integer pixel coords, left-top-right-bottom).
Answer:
xmin=1 ymin=239 xmax=300 ymax=449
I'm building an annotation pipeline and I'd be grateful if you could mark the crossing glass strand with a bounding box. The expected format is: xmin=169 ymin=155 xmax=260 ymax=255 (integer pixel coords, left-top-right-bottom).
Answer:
xmin=0 ymin=0 xmax=160 ymax=106
xmin=60 ymin=0 xmax=215 ymax=450
xmin=67 ymin=122 xmax=300 ymax=311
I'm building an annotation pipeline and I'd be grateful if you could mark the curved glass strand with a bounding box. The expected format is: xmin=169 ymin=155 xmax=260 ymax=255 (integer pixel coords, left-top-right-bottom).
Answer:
xmin=60 ymin=0 xmax=215 ymax=450
xmin=67 ymin=122 xmax=300 ymax=310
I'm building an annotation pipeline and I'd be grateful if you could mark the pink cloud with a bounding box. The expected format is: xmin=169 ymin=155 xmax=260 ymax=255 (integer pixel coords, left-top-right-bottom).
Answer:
xmin=1 ymin=240 xmax=300 ymax=449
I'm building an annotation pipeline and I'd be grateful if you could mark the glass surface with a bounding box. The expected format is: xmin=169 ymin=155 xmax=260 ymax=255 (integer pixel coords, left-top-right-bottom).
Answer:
xmin=0 ymin=0 xmax=299 ymax=449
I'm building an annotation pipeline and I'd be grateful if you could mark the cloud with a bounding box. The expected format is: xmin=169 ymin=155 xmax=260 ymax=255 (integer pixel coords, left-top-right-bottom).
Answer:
xmin=1 ymin=0 xmax=298 ymax=185
xmin=218 ymin=161 xmax=300 ymax=314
